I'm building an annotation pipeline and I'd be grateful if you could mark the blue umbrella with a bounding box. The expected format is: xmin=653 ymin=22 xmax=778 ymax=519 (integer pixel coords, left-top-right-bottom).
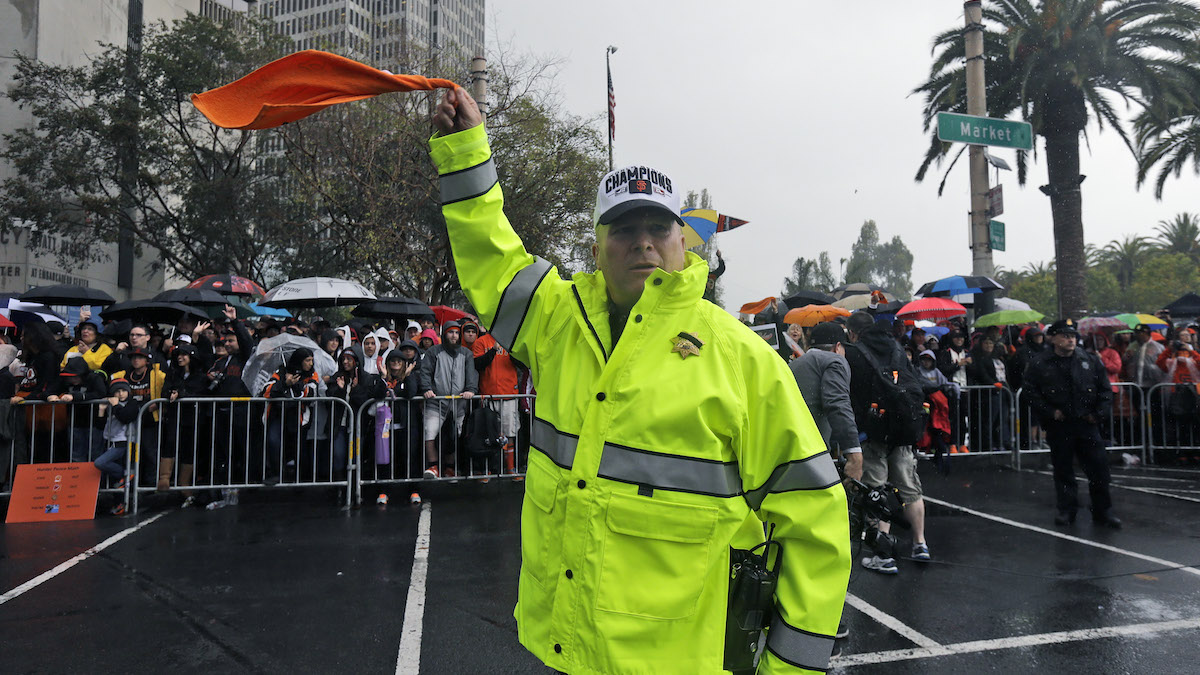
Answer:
xmin=930 ymin=276 xmax=982 ymax=295
xmin=249 ymin=302 xmax=292 ymax=318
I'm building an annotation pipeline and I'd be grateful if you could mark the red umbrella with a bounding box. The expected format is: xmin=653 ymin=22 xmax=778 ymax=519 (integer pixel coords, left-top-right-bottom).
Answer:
xmin=895 ymin=297 xmax=967 ymax=321
xmin=429 ymin=305 xmax=475 ymax=326
xmin=187 ymin=274 xmax=267 ymax=297
xmin=0 ymin=314 xmax=15 ymax=329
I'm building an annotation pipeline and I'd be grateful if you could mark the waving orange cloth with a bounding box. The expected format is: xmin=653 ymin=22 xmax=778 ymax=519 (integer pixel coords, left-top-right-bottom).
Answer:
xmin=739 ymin=297 xmax=776 ymax=316
xmin=191 ymin=50 xmax=458 ymax=130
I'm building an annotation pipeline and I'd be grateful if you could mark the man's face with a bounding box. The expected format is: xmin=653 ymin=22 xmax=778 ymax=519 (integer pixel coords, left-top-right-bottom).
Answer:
xmin=363 ymin=336 xmax=377 ymax=357
xmin=400 ymin=347 xmax=417 ymax=362
xmin=1051 ymin=333 xmax=1077 ymax=355
xmin=421 ymin=319 xmax=435 ymax=330
xmin=462 ymin=326 xmax=478 ymax=345
xmin=129 ymin=328 xmax=149 ymax=348
xmin=445 ymin=328 xmax=460 ymax=345
xmin=223 ymin=334 xmax=239 ymax=351
xmin=407 ymin=327 xmax=419 ymax=341
xmin=593 ymin=208 xmax=687 ymax=309
xmin=130 ymin=355 xmax=149 ymax=372
xmin=1136 ymin=330 xmax=1151 ymax=344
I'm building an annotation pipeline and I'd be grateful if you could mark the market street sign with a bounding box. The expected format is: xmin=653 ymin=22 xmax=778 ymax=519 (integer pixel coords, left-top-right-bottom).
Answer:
xmin=937 ymin=112 xmax=1034 ymax=151
xmin=989 ymin=220 xmax=1006 ymax=252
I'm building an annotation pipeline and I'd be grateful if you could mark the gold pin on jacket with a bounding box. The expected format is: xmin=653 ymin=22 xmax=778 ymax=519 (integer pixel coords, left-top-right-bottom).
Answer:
xmin=670 ymin=331 xmax=704 ymax=359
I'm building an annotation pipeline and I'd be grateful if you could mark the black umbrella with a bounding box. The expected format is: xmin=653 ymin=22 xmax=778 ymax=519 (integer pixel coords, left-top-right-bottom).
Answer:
xmin=352 ymin=296 xmax=435 ymax=320
xmin=1164 ymin=292 xmax=1200 ymax=318
xmin=153 ymin=288 xmax=231 ymax=306
xmin=100 ymin=300 xmax=209 ymax=324
xmin=782 ymin=290 xmax=835 ymax=309
xmin=830 ymin=283 xmax=895 ymax=300
xmin=20 ymin=284 xmax=115 ymax=306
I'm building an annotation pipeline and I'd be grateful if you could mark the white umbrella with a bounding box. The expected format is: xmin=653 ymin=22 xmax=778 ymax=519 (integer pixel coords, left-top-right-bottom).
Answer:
xmin=994 ymin=296 xmax=1033 ymax=312
xmin=259 ymin=277 xmax=376 ymax=309
xmin=0 ymin=298 xmax=66 ymax=325
xmin=242 ymin=334 xmax=337 ymax=396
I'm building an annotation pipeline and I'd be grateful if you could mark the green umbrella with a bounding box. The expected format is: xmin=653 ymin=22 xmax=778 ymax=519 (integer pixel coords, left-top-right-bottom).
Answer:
xmin=974 ymin=309 xmax=1045 ymax=327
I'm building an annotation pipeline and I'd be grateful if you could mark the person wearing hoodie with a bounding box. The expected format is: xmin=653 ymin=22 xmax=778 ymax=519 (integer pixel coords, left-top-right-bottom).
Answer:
xmin=51 ymin=357 xmax=108 ymax=463
xmin=417 ymin=328 xmax=439 ymax=354
xmin=405 ymin=320 xmax=421 ymax=344
xmin=417 ymin=320 xmax=478 ymax=478
xmin=463 ymin=318 xmax=522 ymax=474
xmin=362 ymin=328 xmax=392 ymax=375
xmin=261 ymin=347 xmax=320 ymax=484
xmin=204 ymin=314 xmax=256 ymax=505
xmin=327 ymin=345 xmax=384 ymax=479
xmin=94 ymin=379 xmax=141 ymax=490
xmin=379 ymin=344 xmax=423 ymax=491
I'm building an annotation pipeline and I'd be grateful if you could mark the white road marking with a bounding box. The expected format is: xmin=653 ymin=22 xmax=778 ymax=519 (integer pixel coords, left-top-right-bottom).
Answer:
xmin=834 ymin=616 xmax=1200 ymax=666
xmin=923 ymin=496 xmax=1200 ymax=578
xmin=396 ymin=501 xmax=432 ymax=675
xmin=1029 ymin=469 xmax=1200 ymax=503
xmin=844 ymin=593 xmax=939 ymax=648
xmin=0 ymin=511 xmax=170 ymax=606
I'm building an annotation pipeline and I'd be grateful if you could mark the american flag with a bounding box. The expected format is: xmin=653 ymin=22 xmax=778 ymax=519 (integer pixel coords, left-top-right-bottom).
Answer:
xmin=607 ymin=61 xmax=616 ymax=142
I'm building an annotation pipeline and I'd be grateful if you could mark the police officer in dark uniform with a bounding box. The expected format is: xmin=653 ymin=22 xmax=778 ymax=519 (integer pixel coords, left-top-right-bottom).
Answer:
xmin=1023 ymin=319 xmax=1121 ymax=528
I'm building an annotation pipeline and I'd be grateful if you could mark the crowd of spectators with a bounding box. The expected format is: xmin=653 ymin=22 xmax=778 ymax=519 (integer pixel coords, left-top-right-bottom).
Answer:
xmin=0 ymin=305 xmax=534 ymax=514
xmin=756 ymin=305 xmax=1200 ymax=462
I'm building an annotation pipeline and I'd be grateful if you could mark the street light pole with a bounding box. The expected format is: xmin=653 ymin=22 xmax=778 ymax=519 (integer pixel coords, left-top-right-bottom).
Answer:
xmin=964 ymin=0 xmax=995 ymax=315
xmin=606 ymin=45 xmax=617 ymax=171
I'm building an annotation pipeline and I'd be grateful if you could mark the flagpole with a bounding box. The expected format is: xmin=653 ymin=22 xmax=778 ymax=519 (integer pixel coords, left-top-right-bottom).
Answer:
xmin=606 ymin=45 xmax=617 ymax=172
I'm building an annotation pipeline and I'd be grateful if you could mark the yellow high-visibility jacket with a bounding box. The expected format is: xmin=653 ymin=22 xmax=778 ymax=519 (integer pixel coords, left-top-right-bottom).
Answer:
xmin=431 ymin=125 xmax=850 ymax=675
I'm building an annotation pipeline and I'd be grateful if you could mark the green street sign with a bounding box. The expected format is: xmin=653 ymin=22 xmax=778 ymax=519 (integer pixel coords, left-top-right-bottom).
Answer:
xmin=989 ymin=220 xmax=1006 ymax=251
xmin=937 ymin=112 xmax=1034 ymax=151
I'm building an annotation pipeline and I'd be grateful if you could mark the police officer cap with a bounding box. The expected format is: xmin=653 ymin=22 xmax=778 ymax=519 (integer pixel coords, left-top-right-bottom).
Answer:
xmin=1046 ymin=319 xmax=1079 ymax=337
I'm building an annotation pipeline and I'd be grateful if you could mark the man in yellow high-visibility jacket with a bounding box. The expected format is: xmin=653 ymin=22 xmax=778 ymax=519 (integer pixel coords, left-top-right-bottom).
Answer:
xmin=430 ymin=87 xmax=849 ymax=675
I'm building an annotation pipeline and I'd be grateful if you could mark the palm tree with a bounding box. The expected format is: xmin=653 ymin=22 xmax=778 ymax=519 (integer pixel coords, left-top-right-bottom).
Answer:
xmin=1135 ymin=104 xmax=1200 ymax=198
xmin=1152 ymin=212 xmax=1200 ymax=261
xmin=1022 ymin=259 xmax=1056 ymax=277
xmin=914 ymin=0 xmax=1200 ymax=319
xmin=1100 ymin=234 xmax=1151 ymax=289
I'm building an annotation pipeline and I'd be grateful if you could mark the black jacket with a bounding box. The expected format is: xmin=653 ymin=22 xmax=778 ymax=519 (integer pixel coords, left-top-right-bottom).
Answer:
xmin=1023 ymin=347 xmax=1112 ymax=426
xmin=966 ymin=346 xmax=1005 ymax=386
xmin=844 ymin=322 xmax=909 ymax=429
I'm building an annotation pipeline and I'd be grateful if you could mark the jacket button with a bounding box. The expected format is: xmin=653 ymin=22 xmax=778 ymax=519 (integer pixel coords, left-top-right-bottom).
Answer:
xmin=596 ymin=392 xmax=605 ymax=401
xmin=554 ymin=643 xmax=562 ymax=654
xmin=653 ymin=278 xmax=663 ymax=286
xmin=634 ymin=314 xmax=642 ymax=323
xmin=565 ymin=569 xmax=573 ymax=579
xmin=577 ymin=479 xmax=586 ymax=489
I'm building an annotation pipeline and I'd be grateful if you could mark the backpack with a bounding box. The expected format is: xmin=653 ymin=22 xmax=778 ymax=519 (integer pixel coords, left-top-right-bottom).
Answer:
xmin=851 ymin=343 xmax=927 ymax=446
xmin=461 ymin=405 xmax=505 ymax=461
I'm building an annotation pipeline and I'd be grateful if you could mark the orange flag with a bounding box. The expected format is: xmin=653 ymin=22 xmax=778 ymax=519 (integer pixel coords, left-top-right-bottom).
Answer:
xmin=191 ymin=50 xmax=458 ymax=130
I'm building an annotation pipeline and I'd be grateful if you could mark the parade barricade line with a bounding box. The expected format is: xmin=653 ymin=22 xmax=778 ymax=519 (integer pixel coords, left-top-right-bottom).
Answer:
xmin=354 ymin=393 xmax=535 ymax=505
xmin=1146 ymin=382 xmax=1200 ymax=464
xmin=131 ymin=396 xmax=356 ymax=514
xmin=1013 ymin=383 xmax=1148 ymax=470
xmin=956 ymin=385 xmax=1017 ymax=462
xmin=0 ymin=399 xmax=133 ymax=512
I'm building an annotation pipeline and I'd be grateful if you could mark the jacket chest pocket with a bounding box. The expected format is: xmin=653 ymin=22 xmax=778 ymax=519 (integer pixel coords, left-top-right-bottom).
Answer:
xmin=596 ymin=493 xmax=718 ymax=620
xmin=521 ymin=459 xmax=562 ymax=587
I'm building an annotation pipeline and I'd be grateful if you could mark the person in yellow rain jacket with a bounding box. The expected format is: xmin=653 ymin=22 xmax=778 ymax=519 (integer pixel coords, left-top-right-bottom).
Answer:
xmin=430 ymin=88 xmax=850 ymax=675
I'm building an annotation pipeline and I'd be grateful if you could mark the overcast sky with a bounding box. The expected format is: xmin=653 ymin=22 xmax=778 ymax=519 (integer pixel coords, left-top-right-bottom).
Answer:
xmin=486 ymin=1 xmax=1200 ymax=313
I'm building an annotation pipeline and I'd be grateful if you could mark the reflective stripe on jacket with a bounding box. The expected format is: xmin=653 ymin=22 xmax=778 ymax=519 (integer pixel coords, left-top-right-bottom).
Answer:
xmin=431 ymin=125 xmax=849 ymax=675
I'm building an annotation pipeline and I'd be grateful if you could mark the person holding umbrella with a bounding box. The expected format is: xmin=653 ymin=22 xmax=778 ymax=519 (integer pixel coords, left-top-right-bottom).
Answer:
xmin=61 ymin=316 xmax=112 ymax=373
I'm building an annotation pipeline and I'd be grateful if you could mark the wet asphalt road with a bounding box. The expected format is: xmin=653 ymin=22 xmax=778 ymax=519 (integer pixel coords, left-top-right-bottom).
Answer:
xmin=4 ymin=460 xmax=1200 ymax=673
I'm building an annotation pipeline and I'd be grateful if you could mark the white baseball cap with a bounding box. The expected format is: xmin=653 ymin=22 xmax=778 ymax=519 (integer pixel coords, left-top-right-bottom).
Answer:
xmin=593 ymin=165 xmax=686 ymax=228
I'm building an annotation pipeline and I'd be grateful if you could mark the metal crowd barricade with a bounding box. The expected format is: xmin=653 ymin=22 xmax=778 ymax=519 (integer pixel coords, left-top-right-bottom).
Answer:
xmin=959 ymin=384 xmax=1017 ymax=460
xmin=131 ymin=396 xmax=356 ymax=514
xmin=355 ymin=393 xmax=535 ymax=505
xmin=1013 ymin=383 xmax=1147 ymax=470
xmin=1146 ymin=382 xmax=1200 ymax=464
xmin=0 ymin=399 xmax=133 ymax=512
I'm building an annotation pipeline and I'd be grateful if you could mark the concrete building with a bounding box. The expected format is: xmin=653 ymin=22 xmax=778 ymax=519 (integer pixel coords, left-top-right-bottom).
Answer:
xmin=0 ymin=0 xmax=251 ymax=302
xmin=259 ymin=0 xmax=485 ymax=70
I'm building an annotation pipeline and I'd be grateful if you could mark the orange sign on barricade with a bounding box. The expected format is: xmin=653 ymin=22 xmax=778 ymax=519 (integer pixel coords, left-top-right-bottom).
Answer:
xmin=5 ymin=463 xmax=101 ymax=523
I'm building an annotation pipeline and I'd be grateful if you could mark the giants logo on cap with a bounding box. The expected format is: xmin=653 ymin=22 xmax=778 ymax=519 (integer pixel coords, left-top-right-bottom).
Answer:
xmin=604 ymin=166 xmax=673 ymax=196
